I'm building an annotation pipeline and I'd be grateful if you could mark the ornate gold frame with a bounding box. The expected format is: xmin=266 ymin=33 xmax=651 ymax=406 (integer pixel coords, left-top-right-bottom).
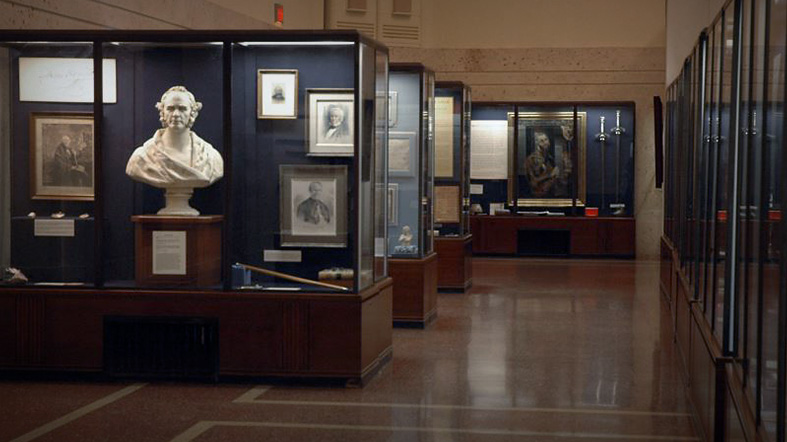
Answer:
xmin=509 ymin=111 xmax=587 ymax=208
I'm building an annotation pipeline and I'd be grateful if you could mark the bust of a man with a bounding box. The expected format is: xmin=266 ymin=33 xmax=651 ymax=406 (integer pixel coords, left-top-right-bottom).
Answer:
xmin=126 ymin=86 xmax=223 ymax=216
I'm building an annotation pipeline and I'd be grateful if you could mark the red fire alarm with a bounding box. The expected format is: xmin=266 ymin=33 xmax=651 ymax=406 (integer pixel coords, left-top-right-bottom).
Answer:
xmin=274 ymin=3 xmax=284 ymax=27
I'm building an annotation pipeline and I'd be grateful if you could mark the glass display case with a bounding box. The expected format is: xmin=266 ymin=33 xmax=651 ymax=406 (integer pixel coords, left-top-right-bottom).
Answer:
xmin=387 ymin=63 xmax=437 ymax=326
xmin=0 ymin=30 xmax=392 ymax=382
xmin=388 ymin=64 xmax=434 ymax=259
xmin=434 ymin=81 xmax=473 ymax=291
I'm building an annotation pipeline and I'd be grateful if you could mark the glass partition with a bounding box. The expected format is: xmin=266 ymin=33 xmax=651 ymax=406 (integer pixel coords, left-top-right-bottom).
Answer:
xmin=388 ymin=64 xmax=435 ymax=258
xmin=434 ymin=82 xmax=470 ymax=236
xmin=102 ymin=41 xmax=225 ymax=290
xmin=1 ymin=42 xmax=96 ymax=287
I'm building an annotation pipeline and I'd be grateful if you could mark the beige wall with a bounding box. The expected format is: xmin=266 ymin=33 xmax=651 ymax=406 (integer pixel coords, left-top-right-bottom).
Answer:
xmin=422 ymin=0 xmax=665 ymax=49
xmin=0 ymin=0 xmax=273 ymax=29
xmin=205 ymin=0 xmax=324 ymax=29
xmin=665 ymin=0 xmax=727 ymax=83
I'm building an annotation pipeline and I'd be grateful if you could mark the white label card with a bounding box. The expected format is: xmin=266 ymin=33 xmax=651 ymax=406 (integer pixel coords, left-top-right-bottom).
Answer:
xmin=470 ymin=184 xmax=484 ymax=195
xmin=264 ymin=250 xmax=303 ymax=263
xmin=152 ymin=231 xmax=187 ymax=275
xmin=34 ymin=219 xmax=75 ymax=237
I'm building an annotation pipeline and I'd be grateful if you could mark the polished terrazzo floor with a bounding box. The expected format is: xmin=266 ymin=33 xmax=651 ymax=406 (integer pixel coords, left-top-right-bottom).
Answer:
xmin=0 ymin=258 xmax=697 ymax=441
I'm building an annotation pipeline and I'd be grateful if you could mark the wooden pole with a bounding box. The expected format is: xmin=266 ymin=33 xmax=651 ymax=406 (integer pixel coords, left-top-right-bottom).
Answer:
xmin=236 ymin=262 xmax=350 ymax=292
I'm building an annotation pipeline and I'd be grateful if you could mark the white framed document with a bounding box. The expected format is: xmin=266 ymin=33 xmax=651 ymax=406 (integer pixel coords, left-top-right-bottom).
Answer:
xmin=470 ymin=120 xmax=509 ymax=180
xmin=19 ymin=57 xmax=117 ymax=103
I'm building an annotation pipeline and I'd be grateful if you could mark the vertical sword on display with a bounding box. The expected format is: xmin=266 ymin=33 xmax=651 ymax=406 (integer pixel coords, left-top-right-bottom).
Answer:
xmin=595 ymin=116 xmax=609 ymax=213
xmin=609 ymin=110 xmax=626 ymax=216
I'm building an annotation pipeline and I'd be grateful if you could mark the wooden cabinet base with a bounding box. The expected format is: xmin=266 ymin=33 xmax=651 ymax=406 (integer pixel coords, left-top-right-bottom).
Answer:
xmin=470 ymin=215 xmax=635 ymax=257
xmin=0 ymin=278 xmax=393 ymax=385
xmin=390 ymin=252 xmax=438 ymax=328
xmin=434 ymin=234 xmax=473 ymax=292
xmin=131 ymin=215 xmax=222 ymax=287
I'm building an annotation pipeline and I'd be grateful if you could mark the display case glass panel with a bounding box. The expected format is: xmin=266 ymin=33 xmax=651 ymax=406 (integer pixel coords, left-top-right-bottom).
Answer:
xmin=228 ymin=36 xmax=387 ymax=294
xmin=1 ymin=42 xmax=97 ymax=287
xmin=579 ymin=104 xmax=635 ymax=217
xmin=434 ymin=82 xmax=470 ymax=236
xmin=763 ymin=0 xmax=784 ymax=433
xmin=101 ymin=41 xmax=225 ymax=290
xmin=387 ymin=65 xmax=434 ymax=258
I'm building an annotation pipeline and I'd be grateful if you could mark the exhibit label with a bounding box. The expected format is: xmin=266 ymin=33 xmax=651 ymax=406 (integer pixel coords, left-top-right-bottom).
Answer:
xmin=152 ymin=231 xmax=187 ymax=275
xmin=34 ymin=219 xmax=75 ymax=237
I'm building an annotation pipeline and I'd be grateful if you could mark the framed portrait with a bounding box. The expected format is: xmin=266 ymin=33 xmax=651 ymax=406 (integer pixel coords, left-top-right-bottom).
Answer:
xmin=29 ymin=112 xmax=94 ymax=201
xmin=306 ymin=89 xmax=354 ymax=156
xmin=387 ymin=183 xmax=399 ymax=226
xmin=280 ymin=165 xmax=348 ymax=248
xmin=388 ymin=131 xmax=416 ymax=177
xmin=257 ymin=69 xmax=298 ymax=119
xmin=512 ymin=111 xmax=586 ymax=207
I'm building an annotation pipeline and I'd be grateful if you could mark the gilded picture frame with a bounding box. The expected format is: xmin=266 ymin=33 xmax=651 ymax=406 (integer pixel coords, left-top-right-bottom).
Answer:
xmin=511 ymin=111 xmax=587 ymax=207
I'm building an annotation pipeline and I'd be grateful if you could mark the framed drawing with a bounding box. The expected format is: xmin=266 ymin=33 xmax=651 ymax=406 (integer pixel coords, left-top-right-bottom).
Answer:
xmin=388 ymin=131 xmax=416 ymax=177
xmin=29 ymin=112 xmax=94 ymax=200
xmin=257 ymin=69 xmax=298 ymax=119
xmin=306 ymin=89 xmax=354 ymax=156
xmin=434 ymin=185 xmax=460 ymax=223
xmin=280 ymin=165 xmax=348 ymax=247
xmin=387 ymin=183 xmax=399 ymax=226
xmin=512 ymin=111 xmax=586 ymax=207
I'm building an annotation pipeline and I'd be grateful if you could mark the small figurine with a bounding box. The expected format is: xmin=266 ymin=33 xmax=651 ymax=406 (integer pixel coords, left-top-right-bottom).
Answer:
xmin=398 ymin=225 xmax=413 ymax=247
xmin=27 ymin=212 xmax=36 ymax=218
xmin=50 ymin=211 xmax=65 ymax=219
xmin=78 ymin=213 xmax=90 ymax=219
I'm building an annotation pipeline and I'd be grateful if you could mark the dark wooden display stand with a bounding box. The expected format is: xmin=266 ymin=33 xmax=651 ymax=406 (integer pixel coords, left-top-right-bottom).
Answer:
xmin=389 ymin=252 xmax=438 ymax=327
xmin=434 ymin=234 xmax=473 ymax=292
xmin=470 ymin=215 xmax=635 ymax=257
xmin=0 ymin=278 xmax=393 ymax=385
xmin=132 ymin=215 xmax=222 ymax=287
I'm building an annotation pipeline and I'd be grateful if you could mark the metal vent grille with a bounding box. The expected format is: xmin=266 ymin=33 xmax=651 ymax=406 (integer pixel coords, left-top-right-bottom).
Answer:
xmin=334 ymin=20 xmax=376 ymax=38
xmin=104 ymin=316 xmax=219 ymax=380
xmin=381 ymin=24 xmax=420 ymax=42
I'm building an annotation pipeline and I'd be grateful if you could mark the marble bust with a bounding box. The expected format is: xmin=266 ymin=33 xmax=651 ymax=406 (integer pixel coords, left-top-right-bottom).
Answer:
xmin=126 ymin=86 xmax=223 ymax=216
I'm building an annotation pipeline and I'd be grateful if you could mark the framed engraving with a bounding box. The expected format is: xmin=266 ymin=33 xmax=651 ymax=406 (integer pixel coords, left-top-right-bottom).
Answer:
xmin=435 ymin=185 xmax=461 ymax=223
xmin=257 ymin=69 xmax=298 ymax=119
xmin=513 ymin=111 xmax=587 ymax=207
xmin=388 ymin=131 xmax=416 ymax=177
xmin=29 ymin=112 xmax=94 ymax=200
xmin=306 ymin=89 xmax=354 ymax=156
xmin=387 ymin=183 xmax=399 ymax=226
xmin=280 ymin=165 xmax=348 ymax=247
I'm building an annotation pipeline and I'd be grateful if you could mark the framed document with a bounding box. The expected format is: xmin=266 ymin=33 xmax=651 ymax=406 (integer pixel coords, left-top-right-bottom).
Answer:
xmin=29 ymin=112 xmax=94 ymax=201
xmin=19 ymin=57 xmax=117 ymax=103
xmin=257 ymin=69 xmax=298 ymax=119
xmin=434 ymin=185 xmax=460 ymax=223
xmin=434 ymin=96 xmax=454 ymax=178
xmin=470 ymin=120 xmax=510 ymax=180
xmin=306 ymin=89 xmax=354 ymax=156
xmin=388 ymin=131 xmax=416 ymax=177
xmin=280 ymin=165 xmax=348 ymax=247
